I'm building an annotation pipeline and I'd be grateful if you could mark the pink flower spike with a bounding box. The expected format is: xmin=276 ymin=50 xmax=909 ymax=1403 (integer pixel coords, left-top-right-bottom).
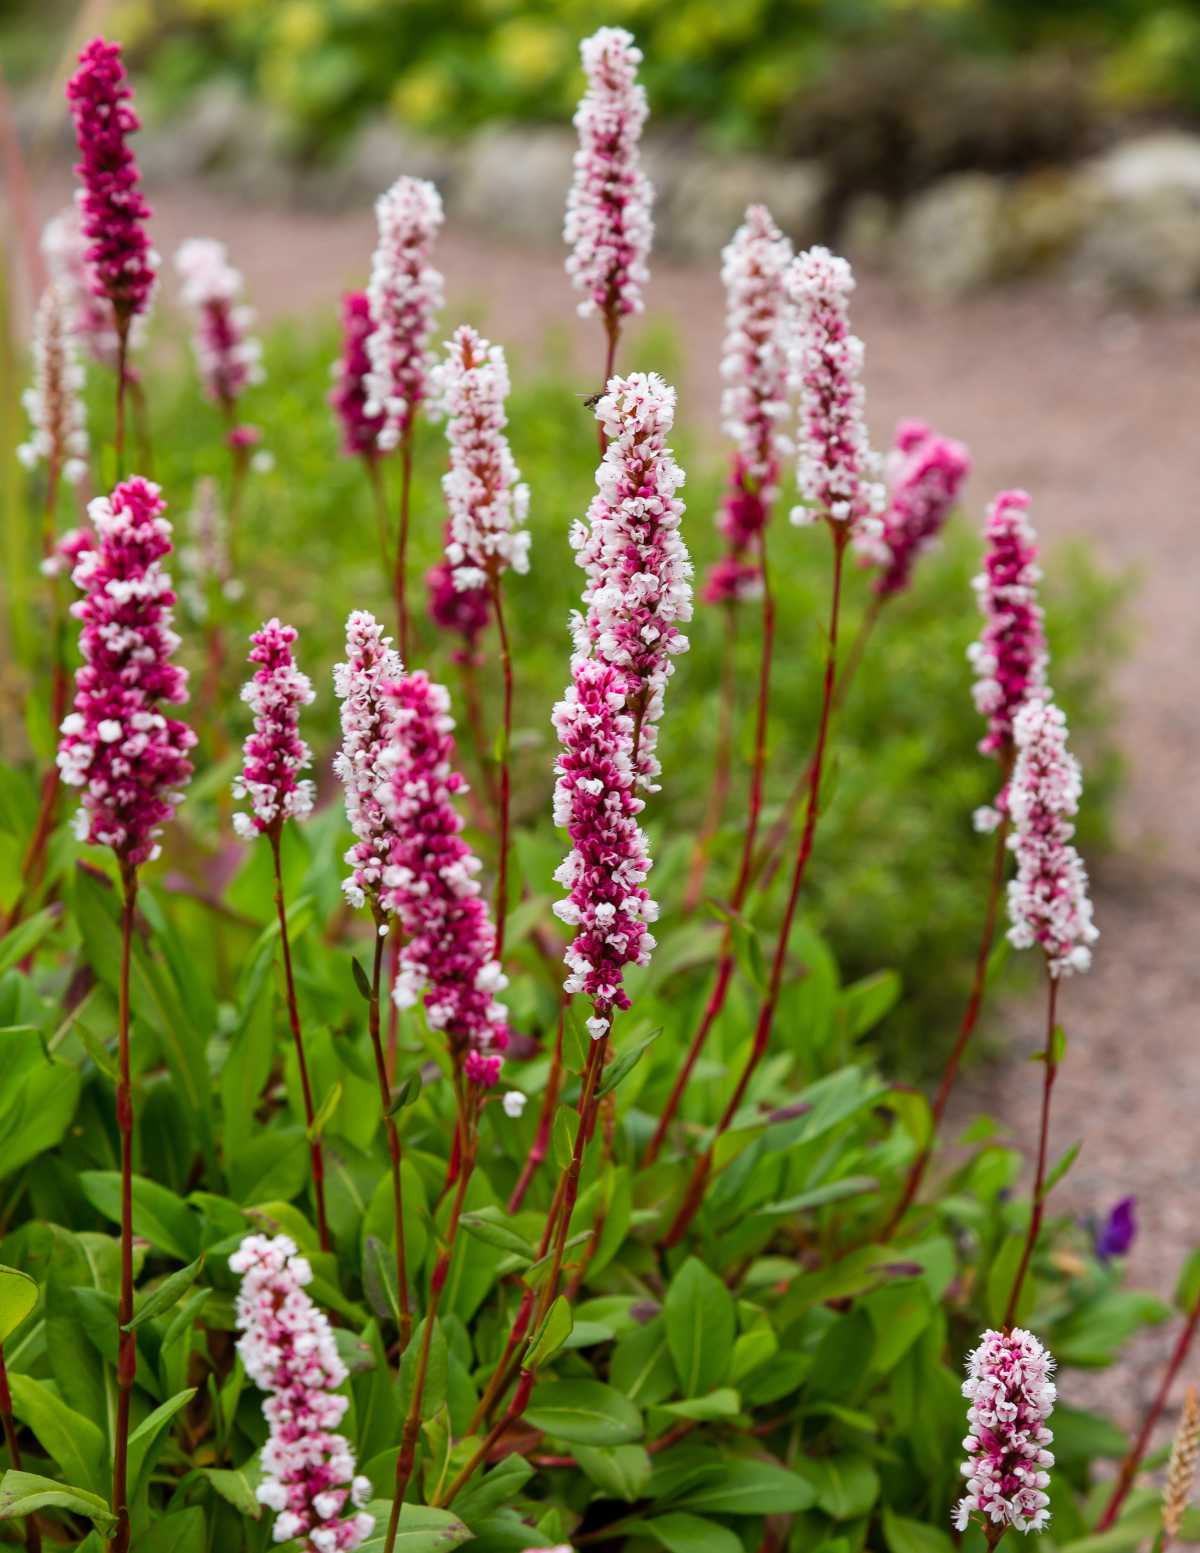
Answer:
xmin=17 ymin=285 xmax=90 ymax=488
xmin=331 ymin=291 xmax=385 ymax=459
xmin=66 ymin=39 xmax=157 ymax=324
xmin=431 ymin=325 xmax=531 ymax=592
xmin=564 ymin=27 xmax=654 ymax=323
xmin=788 ymin=246 xmax=884 ymax=538
xmin=379 ymin=672 xmax=509 ymax=1085
xmin=1006 ymin=700 xmax=1098 ymax=977
xmin=701 ymin=554 xmax=763 ymax=606
xmin=233 ymin=620 xmax=316 ymax=840
xmin=364 ymin=177 xmax=444 ymax=452
xmin=42 ymin=206 xmax=142 ymax=370
xmin=572 ymin=371 xmax=692 ymax=791
xmin=968 ymin=489 xmax=1049 ymax=759
xmin=551 ymin=656 xmax=658 ymax=1039
xmin=861 ymin=419 xmax=971 ymax=597
xmin=426 ymin=548 xmax=491 ymax=656
xmin=953 ymin=1327 xmax=1056 ymax=1535
xmin=174 ymin=238 xmax=264 ymax=409
xmin=57 ymin=478 xmax=195 ymax=868
xmin=333 ymin=610 xmax=405 ymax=909
xmin=230 ymin=1235 xmax=374 ymax=1552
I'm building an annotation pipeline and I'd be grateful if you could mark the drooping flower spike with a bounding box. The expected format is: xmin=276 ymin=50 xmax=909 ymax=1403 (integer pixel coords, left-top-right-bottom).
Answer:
xmin=232 ymin=620 xmax=316 ymax=841
xmin=330 ymin=291 xmax=385 ymax=459
xmin=18 ymin=285 xmax=90 ymax=489
xmin=1006 ymin=698 xmax=1098 ymax=977
xmin=57 ymin=478 xmax=195 ymax=867
xmin=571 ymin=372 xmax=692 ymax=791
xmin=66 ymin=38 xmax=157 ymax=326
xmin=332 ymin=610 xmax=404 ymax=909
xmin=788 ymin=246 xmax=884 ymax=539
xmin=564 ymin=27 xmax=654 ymax=326
xmin=860 ymin=419 xmax=971 ymax=597
xmin=231 ymin=1235 xmax=374 ymax=1552
xmin=364 ymin=176 xmax=444 ymax=452
xmin=954 ymin=1326 xmax=1056 ymax=1536
xmin=430 ymin=324 xmax=531 ymax=593
xmin=174 ymin=238 xmax=265 ymax=411
xmin=703 ymin=204 xmax=793 ymax=601
xmin=379 ymin=671 xmax=509 ymax=1086
xmin=968 ymin=489 xmax=1049 ymax=760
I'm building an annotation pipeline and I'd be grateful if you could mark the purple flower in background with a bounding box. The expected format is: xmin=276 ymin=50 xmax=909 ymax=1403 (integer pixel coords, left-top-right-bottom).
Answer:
xmin=1095 ymin=1196 xmax=1137 ymax=1261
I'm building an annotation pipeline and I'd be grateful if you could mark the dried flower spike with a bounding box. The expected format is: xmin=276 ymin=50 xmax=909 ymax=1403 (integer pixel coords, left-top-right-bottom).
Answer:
xmin=364 ymin=177 xmax=444 ymax=452
xmin=954 ymin=1327 xmax=1056 ymax=1536
xmin=17 ymin=284 xmax=90 ymax=488
xmin=232 ymin=620 xmax=316 ymax=841
xmin=231 ymin=1235 xmax=374 ymax=1551
xmin=564 ymin=27 xmax=654 ymax=324
xmin=1164 ymin=1386 xmax=1200 ymax=1543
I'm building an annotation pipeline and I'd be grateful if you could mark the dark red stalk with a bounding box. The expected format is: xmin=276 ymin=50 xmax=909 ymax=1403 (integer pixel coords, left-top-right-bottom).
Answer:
xmin=1002 ymin=969 xmax=1061 ymax=1328
xmin=507 ymin=1005 xmax=565 ymax=1213
xmin=113 ymin=317 xmax=130 ymax=473
xmin=367 ymin=914 xmax=411 ymax=1349
xmin=489 ymin=581 xmax=514 ymax=960
xmin=111 ymin=858 xmax=138 ymax=1553
xmin=394 ymin=425 xmax=415 ymax=661
xmin=268 ymin=828 xmax=330 ymax=1252
xmin=596 ymin=314 xmax=619 ymax=456
xmin=662 ymin=528 xmax=847 ymax=1247
xmin=0 ymin=1348 xmax=42 ymax=1553
xmin=365 ymin=455 xmax=392 ymax=579
xmin=645 ymin=539 xmax=776 ymax=1165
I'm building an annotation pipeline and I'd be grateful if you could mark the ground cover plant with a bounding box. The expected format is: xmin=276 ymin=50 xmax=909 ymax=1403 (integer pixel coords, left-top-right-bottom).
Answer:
xmin=0 ymin=23 xmax=1193 ymax=1553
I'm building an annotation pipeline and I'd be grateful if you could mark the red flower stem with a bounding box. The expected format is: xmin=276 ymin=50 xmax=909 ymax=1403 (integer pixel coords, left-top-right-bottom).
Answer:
xmin=1 ymin=1349 xmax=42 ymax=1553
xmin=386 ymin=934 xmax=400 ymax=1084
xmin=112 ymin=857 xmax=138 ymax=1553
xmin=682 ymin=602 xmax=738 ymax=913
xmin=1002 ymin=968 xmax=1061 ymax=1328
xmin=489 ymin=581 xmax=514 ymax=961
xmin=645 ymin=537 xmax=776 ymax=1165
xmin=394 ymin=424 xmax=415 ymax=661
xmin=507 ymin=1004 xmax=565 ymax=1213
xmin=437 ymin=1366 xmax=536 ymax=1507
xmin=457 ymin=655 xmax=500 ymax=819
xmin=596 ymin=314 xmax=619 ymax=456
xmin=365 ymin=454 xmax=392 ymax=580
xmin=1097 ymin=1292 xmax=1200 ymax=1530
xmin=367 ymin=912 xmax=412 ymax=1350
xmin=661 ymin=527 xmax=847 ymax=1247
xmin=268 ymin=828 xmax=330 ymax=1252
xmin=881 ymin=802 xmax=1011 ymax=1239
xmin=114 ymin=316 xmax=130 ymax=473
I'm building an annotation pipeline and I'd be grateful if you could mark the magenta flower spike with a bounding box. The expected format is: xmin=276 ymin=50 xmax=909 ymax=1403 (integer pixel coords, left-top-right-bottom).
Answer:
xmin=968 ymin=489 xmax=1049 ymax=761
xmin=565 ymin=27 xmax=654 ymax=328
xmin=703 ymin=204 xmax=793 ymax=602
xmin=788 ymin=246 xmax=884 ymax=539
xmin=552 ymin=656 xmax=658 ymax=1041
xmin=231 ymin=1235 xmax=374 ymax=1551
xmin=65 ymin=39 xmax=157 ymax=327
xmin=174 ymin=238 xmax=265 ymax=412
xmin=431 ymin=324 xmax=531 ymax=591
xmin=861 ymin=419 xmax=971 ymax=597
xmin=426 ymin=546 xmax=491 ymax=654
xmin=17 ymin=285 xmax=90 ymax=489
xmin=331 ymin=291 xmax=385 ymax=459
xmin=332 ymin=610 xmax=404 ymax=909
xmin=954 ymin=1327 xmax=1056 ymax=1535
xmin=1006 ymin=699 xmax=1098 ymax=977
xmin=232 ymin=620 xmax=316 ymax=841
xmin=379 ymin=671 xmax=509 ymax=1086
xmin=364 ymin=177 xmax=444 ymax=453
xmin=57 ymin=478 xmax=195 ymax=868
xmin=571 ymin=372 xmax=692 ymax=791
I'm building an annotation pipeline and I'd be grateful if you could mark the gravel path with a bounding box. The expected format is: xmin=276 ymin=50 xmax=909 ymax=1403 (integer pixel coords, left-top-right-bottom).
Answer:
xmin=25 ymin=173 xmax=1200 ymax=1426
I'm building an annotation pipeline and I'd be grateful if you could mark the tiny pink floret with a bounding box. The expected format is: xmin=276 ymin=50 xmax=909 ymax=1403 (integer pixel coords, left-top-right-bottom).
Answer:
xmin=954 ymin=1327 xmax=1056 ymax=1535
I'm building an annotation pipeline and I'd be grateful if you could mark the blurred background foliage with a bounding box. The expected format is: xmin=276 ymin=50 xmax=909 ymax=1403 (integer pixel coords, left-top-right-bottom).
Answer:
xmin=7 ymin=0 xmax=1200 ymax=192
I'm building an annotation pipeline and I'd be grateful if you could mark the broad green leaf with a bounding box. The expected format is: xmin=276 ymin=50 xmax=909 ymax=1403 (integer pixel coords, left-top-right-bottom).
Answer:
xmin=1041 ymin=1140 xmax=1083 ymax=1200
xmin=524 ymin=1378 xmax=643 ymax=1446
xmin=307 ymin=1080 xmax=344 ymax=1142
xmin=882 ymin=1508 xmax=957 ymax=1553
xmin=198 ymin=1463 xmax=262 ymax=1517
xmin=596 ymin=1027 xmax=661 ymax=1099
xmin=126 ymin=1256 xmax=205 ymax=1331
xmin=526 ymin=1296 xmax=573 ymax=1372
xmin=839 ymin=969 xmax=902 ymax=1038
xmin=452 ymin=1454 xmax=534 ymax=1522
xmin=629 ymin=1512 xmax=743 ymax=1553
xmin=399 ymin=1319 xmax=447 ymax=1422
xmin=357 ymin=1503 xmax=472 ymax=1553
xmin=759 ymin=1176 xmax=879 ymax=1216
xmin=0 ymin=909 xmax=56 ymax=976
xmin=128 ymin=1388 xmax=197 ymax=1503
xmin=0 ymin=1470 xmax=114 ymax=1532
xmin=664 ymin=1258 xmax=735 ymax=1396
xmin=132 ymin=1507 xmax=206 ymax=1553
xmin=660 ymin=1389 xmax=740 ymax=1422
xmin=986 ymin=1234 xmax=1033 ymax=1330
xmin=573 ymin=1444 xmax=652 ymax=1502
xmin=0 ymin=1265 xmax=37 ymax=1343
xmin=79 ymin=1171 xmax=200 ymax=1262
xmin=459 ymin=1209 xmax=535 ymax=1261
xmin=362 ymin=1236 xmax=403 ymax=1328
xmin=610 ymin=1318 xmax=677 ymax=1407
xmin=680 ymin=1456 xmax=818 ymax=1515
xmin=7 ymin=1374 xmax=107 ymax=1496
xmin=795 ymin=1451 xmax=880 ymax=1519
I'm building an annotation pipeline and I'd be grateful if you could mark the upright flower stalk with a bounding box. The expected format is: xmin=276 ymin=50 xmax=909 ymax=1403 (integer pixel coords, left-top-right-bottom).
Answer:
xmin=233 ymin=620 xmax=328 ymax=1250
xmin=652 ymin=204 xmax=793 ymax=1158
xmin=883 ymin=487 xmax=1043 ymax=1238
xmin=56 ymin=477 xmax=194 ymax=1553
xmin=331 ymin=291 xmax=389 ymax=571
xmin=376 ymin=670 xmax=508 ymax=1542
xmin=1002 ymin=699 xmax=1097 ymax=1327
xmin=430 ymin=325 xmax=531 ymax=955
xmin=333 ymin=611 xmax=411 ymax=1346
xmin=66 ymin=38 xmax=157 ymax=463
xmin=231 ymin=1236 xmax=374 ymax=1551
xmin=364 ymin=176 xmax=444 ymax=656
xmin=663 ymin=246 xmax=882 ymax=1247
xmin=564 ymin=27 xmax=653 ymax=394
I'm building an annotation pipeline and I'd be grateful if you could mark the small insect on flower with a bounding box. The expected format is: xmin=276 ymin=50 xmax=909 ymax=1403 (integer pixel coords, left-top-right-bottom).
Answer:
xmin=232 ymin=620 xmax=316 ymax=841
xmin=954 ymin=1327 xmax=1056 ymax=1536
